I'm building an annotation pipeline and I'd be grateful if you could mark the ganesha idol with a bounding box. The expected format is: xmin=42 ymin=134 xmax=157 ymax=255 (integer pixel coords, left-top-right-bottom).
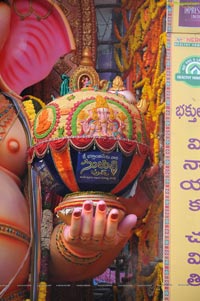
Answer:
xmin=0 ymin=65 xmax=153 ymax=301
xmin=0 ymin=1 xmax=154 ymax=301
xmin=0 ymin=89 xmax=152 ymax=297
xmin=0 ymin=81 xmax=152 ymax=300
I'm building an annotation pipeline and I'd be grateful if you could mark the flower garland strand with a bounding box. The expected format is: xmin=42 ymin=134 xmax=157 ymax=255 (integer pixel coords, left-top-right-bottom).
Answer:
xmin=114 ymin=0 xmax=166 ymax=165
xmin=114 ymin=2 xmax=165 ymax=301
xmin=22 ymin=95 xmax=46 ymax=126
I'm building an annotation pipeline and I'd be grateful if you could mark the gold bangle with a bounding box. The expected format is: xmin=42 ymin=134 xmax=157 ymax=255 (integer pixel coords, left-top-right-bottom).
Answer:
xmin=0 ymin=223 xmax=30 ymax=245
xmin=56 ymin=224 xmax=102 ymax=265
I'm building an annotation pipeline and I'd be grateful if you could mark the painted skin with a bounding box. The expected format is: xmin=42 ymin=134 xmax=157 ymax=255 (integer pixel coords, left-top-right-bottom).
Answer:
xmin=49 ymin=176 xmax=153 ymax=282
xmin=49 ymin=200 xmax=138 ymax=282
xmin=0 ymin=103 xmax=30 ymax=296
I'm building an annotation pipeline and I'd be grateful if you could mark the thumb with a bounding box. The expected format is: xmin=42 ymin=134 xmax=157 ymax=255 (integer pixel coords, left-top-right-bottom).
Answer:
xmin=118 ymin=214 xmax=137 ymax=238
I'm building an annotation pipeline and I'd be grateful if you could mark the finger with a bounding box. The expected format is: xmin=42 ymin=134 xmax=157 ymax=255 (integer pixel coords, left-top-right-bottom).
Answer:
xmin=104 ymin=209 xmax=119 ymax=242
xmin=70 ymin=208 xmax=82 ymax=238
xmin=93 ymin=200 xmax=107 ymax=241
xmin=118 ymin=214 xmax=137 ymax=239
xmin=63 ymin=209 xmax=82 ymax=242
xmin=80 ymin=200 xmax=93 ymax=241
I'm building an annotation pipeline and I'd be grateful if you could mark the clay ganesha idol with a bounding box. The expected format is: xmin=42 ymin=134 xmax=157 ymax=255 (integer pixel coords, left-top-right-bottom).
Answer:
xmin=0 ymin=3 xmax=154 ymax=300
xmin=0 ymin=87 xmax=151 ymax=299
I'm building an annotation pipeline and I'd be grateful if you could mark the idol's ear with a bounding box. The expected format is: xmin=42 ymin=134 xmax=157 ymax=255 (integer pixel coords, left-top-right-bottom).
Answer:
xmin=0 ymin=2 xmax=11 ymax=52
xmin=0 ymin=0 xmax=75 ymax=95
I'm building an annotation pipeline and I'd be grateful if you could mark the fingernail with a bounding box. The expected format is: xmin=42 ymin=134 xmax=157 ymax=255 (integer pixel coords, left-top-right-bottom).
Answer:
xmin=111 ymin=213 xmax=119 ymax=220
xmin=84 ymin=202 xmax=92 ymax=211
xmin=98 ymin=203 xmax=106 ymax=211
xmin=73 ymin=210 xmax=81 ymax=218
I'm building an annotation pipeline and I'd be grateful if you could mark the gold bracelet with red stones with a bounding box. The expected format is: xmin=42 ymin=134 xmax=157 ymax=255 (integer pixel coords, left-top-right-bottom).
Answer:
xmin=56 ymin=224 xmax=102 ymax=265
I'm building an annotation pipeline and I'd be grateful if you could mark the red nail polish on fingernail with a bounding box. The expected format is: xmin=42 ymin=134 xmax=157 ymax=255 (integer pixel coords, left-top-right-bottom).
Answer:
xmin=111 ymin=213 xmax=118 ymax=220
xmin=99 ymin=203 xmax=106 ymax=211
xmin=73 ymin=210 xmax=81 ymax=218
xmin=84 ymin=203 xmax=92 ymax=211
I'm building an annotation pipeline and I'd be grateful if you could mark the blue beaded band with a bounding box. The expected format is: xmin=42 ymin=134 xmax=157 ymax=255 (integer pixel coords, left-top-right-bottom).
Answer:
xmin=0 ymin=223 xmax=30 ymax=245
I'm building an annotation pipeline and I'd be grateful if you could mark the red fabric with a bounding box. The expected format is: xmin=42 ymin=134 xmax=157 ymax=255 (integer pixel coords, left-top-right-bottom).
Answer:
xmin=70 ymin=137 xmax=94 ymax=150
xmin=28 ymin=137 xmax=149 ymax=162
xmin=49 ymin=139 xmax=69 ymax=151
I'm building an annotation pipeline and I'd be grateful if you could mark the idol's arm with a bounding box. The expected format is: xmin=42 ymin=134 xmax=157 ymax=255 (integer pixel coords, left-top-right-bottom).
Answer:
xmin=49 ymin=200 xmax=137 ymax=282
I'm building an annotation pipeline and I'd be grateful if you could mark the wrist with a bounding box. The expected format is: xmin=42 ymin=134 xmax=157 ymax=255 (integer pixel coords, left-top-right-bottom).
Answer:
xmin=56 ymin=224 xmax=102 ymax=265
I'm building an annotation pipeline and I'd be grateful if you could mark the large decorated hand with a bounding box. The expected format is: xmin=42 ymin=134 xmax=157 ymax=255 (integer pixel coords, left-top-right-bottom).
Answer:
xmin=49 ymin=200 xmax=137 ymax=282
xmin=64 ymin=200 xmax=137 ymax=252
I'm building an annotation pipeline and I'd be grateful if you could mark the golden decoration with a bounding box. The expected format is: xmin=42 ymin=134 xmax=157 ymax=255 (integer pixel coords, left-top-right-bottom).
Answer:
xmin=13 ymin=0 xmax=56 ymax=21
xmin=109 ymin=76 xmax=126 ymax=91
xmin=69 ymin=47 xmax=100 ymax=91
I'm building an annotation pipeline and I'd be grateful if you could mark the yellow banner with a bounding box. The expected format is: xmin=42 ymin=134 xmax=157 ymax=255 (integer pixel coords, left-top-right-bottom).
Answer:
xmin=165 ymin=1 xmax=200 ymax=300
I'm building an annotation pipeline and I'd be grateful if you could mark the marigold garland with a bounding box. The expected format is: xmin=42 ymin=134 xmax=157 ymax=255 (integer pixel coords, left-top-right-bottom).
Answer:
xmin=114 ymin=2 xmax=165 ymax=301
xmin=137 ymin=262 xmax=163 ymax=301
xmin=37 ymin=282 xmax=47 ymax=301
xmin=114 ymin=0 xmax=166 ymax=165
xmin=134 ymin=193 xmax=163 ymax=301
xmin=22 ymin=95 xmax=45 ymax=125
